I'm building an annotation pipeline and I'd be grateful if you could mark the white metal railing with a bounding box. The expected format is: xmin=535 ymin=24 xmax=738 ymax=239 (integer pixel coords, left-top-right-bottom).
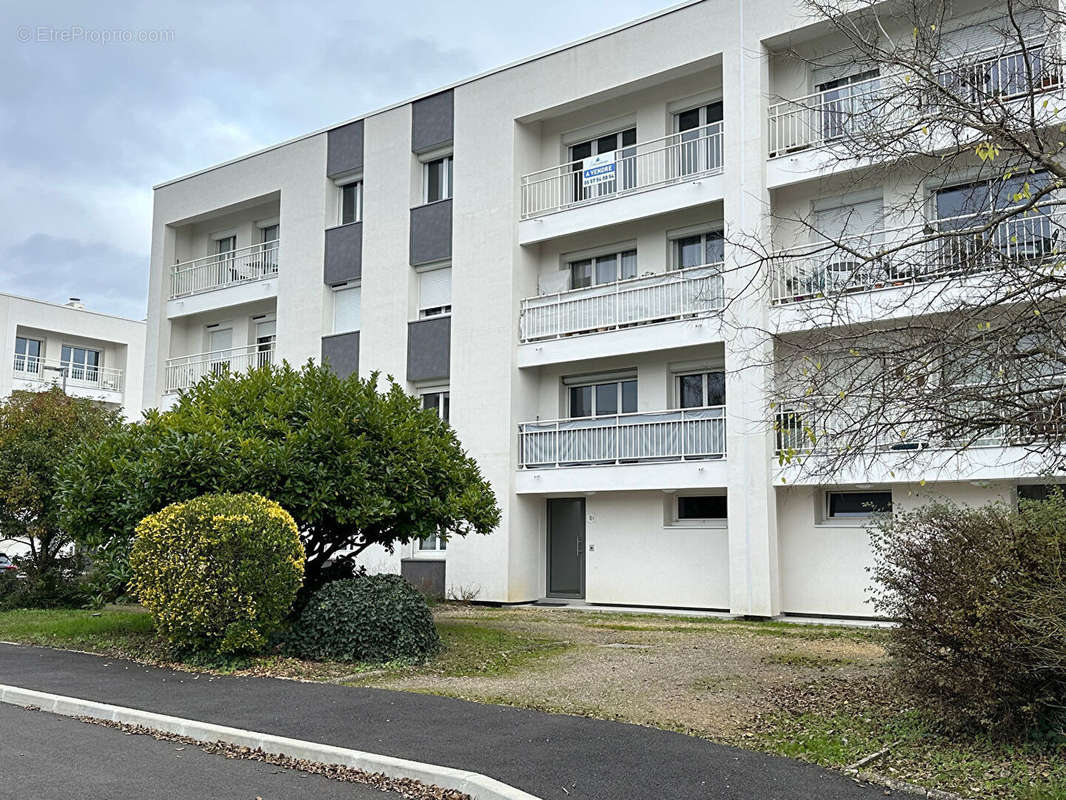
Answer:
xmin=163 ymin=342 xmax=276 ymax=393
xmin=170 ymin=240 xmax=279 ymax=299
xmin=12 ymin=355 xmax=125 ymax=393
xmin=519 ymin=263 xmax=725 ymax=342
xmin=768 ymin=39 xmax=1061 ymax=158
xmin=520 ymin=122 xmax=723 ymax=219
xmin=774 ymin=395 xmax=1017 ymax=456
xmin=769 ymin=74 xmax=884 ymax=157
xmin=518 ymin=406 xmax=726 ymax=468
xmin=770 ymin=205 xmax=1064 ymax=304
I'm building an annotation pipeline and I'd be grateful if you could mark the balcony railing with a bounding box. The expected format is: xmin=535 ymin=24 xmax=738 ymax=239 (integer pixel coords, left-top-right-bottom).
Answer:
xmin=164 ymin=342 xmax=276 ymax=393
xmin=768 ymin=74 xmax=884 ymax=157
xmin=518 ymin=406 xmax=726 ymax=468
xmin=769 ymin=206 xmax=1064 ymax=304
xmin=170 ymin=240 xmax=279 ymax=299
xmin=520 ymin=122 xmax=723 ymax=219
xmin=12 ymin=355 xmax=124 ymax=393
xmin=768 ymin=39 xmax=1060 ymax=158
xmin=519 ymin=263 xmax=725 ymax=342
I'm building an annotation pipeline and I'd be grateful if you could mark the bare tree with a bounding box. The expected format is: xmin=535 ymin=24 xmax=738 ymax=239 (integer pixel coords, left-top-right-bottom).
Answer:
xmin=738 ymin=0 xmax=1066 ymax=480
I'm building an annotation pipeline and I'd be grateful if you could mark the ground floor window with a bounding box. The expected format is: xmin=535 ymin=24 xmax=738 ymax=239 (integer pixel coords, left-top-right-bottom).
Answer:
xmin=825 ymin=490 xmax=892 ymax=519
xmin=420 ymin=388 xmax=450 ymax=423
xmin=419 ymin=530 xmax=446 ymax=552
xmin=676 ymin=495 xmax=728 ymax=522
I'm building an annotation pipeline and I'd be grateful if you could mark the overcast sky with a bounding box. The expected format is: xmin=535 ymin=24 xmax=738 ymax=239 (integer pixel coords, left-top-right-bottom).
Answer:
xmin=0 ymin=0 xmax=673 ymax=319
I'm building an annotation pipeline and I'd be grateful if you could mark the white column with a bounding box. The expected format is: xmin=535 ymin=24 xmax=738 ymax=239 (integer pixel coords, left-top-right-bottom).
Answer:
xmin=721 ymin=29 xmax=781 ymax=617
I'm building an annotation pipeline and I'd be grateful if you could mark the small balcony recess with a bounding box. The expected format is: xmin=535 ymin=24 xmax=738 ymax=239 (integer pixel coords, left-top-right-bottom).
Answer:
xmin=520 ymin=263 xmax=725 ymax=342
xmin=521 ymin=123 xmax=723 ymax=219
xmin=518 ymin=406 xmax=726 ymax=468
xmin=164 ymin=342 xmax=276 ymax=393
xmin=12 ymin=355 xmax=124 ymax=393
xmin=769 ymin=206 xmax=1063 ymax=304
xmin=170 ymin=240 xmax=279 ymax=299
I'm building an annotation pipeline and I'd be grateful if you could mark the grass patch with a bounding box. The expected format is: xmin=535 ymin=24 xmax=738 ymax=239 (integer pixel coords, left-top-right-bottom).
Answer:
xmin=763 ymin=652 xmax=858 ymax=668
xmin=0 ymin=607 xmax=157 ymax=651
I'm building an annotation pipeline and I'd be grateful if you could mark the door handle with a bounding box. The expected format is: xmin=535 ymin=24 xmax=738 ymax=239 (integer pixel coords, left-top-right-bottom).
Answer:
xmin=577 ymin=537 xmax=583 ymax=557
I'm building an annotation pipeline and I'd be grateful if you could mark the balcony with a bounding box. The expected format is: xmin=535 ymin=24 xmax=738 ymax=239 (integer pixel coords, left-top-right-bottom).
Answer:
xmin=768 ymin=39 xmax=1061 ymax=160
xmin=170 ymin=241 xmax=279 ymax=299
xmin=520 ymin=123 xmax=723 ymax=220
xmin=12 ymin=355 xmax=124 ymax=399
xmin=520 ymin=264 xmax=725 ymax=343
xmin=769 ymin=206 xmax=1064 ymax=305
xmin=164 ymin=342 xmax=276 ymax=393
xmin=518 ymin=406 xmax=725 ymax=469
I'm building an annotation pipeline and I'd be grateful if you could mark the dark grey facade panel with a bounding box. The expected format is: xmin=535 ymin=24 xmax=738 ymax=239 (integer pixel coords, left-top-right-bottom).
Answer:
xmin=407 ymin=316 xmax=451 ymax=383
xmin=401 ymin=558 xmax=445 ymax=599
xmin=321 ymin=331 xmax=360 ymax=379
xmin=324 ymin=222 xmax=362 ymax=285
xmin=326 ymin=120 xmax=364 ymax=178
xmin=411 ymin=90 xmax=454 ymax=153
xmin=409 ymin=199 xmax=452 ymax=265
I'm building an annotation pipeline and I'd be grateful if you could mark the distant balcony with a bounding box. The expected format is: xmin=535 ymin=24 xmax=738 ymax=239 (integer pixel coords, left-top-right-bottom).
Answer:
xmin=768 ymin=39 xmax=1061 ymax=158
xmin=520 ymin=264 xmax=725 ymax=342
xmin=518 ymin=406 xmax=726 ymax=468
xmin=164 ymin=342 xmax=275 ymax=393
xmin=170 ymin=241 xmax=279 ymax=299
xmin=520 ymin=123 xmax=723 ymax=219
xmin=12 ymin=355 xmax=124 ymax=394
xmin=769 ymin=206 xmax=1064 ymax=305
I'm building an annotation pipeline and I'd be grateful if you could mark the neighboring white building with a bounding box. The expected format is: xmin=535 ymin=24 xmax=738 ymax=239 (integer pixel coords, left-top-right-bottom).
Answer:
xmin=0 ymin=293 xmax=145 ymax=420
xmin=0 ymin=293 xmax=146 ymax=557
xmin=141 ymin=0 xmax=1063 ymax=618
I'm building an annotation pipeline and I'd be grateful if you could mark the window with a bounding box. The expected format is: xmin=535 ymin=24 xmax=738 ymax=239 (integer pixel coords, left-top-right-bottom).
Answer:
xmin=677 ymin=371 xmax=725 ymax=408
xmin=207 ymin=327 xmax=233 ymax=375
xmin=332 ymin=283 xmax=361 ymax=333
xmin=418 ymin=266 xmax=451 ymax=317
xmin=672 ymin=230 xmax=724 ymax=269
xmin=677 ymin=495 xmax=727 ymax=521
xmin=674 ymin=102 xmax=723 ymax=175
xmin=259 ymin=224 xmax=279 ymax=274
xmin=340 ymin=181 xmax=362 ymax=225
xmin=254 ymin=318 xmax=276 ymax=368
xmin=569 ymin=127 xmax=637 ymax=201
xmin=569 ymin=378 xmax=637 ymax=418
xmin=421 ymin=389 xmax=450 ymax=423
xmin=61 ymin=345 xmax=101 ymax=382
xmin=419 ymin=531 xmax=446 ymax=552
xmin=215 ymin=235 xmax=236 ymax=255
xmin=260 ymin=224 xmax=279 ymax=243
xmin=826 ymin=491 xmax=892 ymax=519
xmin=1019 ymin=484 xmax=1063 ymax=503
xmin=14 ymin=336 xmax=42 ymax=373
xmin=423 ymin=156 xmax=453 ymax=203
xmin=568 ymin=249 xmax=637 ymax=289
xmin=815 ymin=69 xmax=880 ymax=141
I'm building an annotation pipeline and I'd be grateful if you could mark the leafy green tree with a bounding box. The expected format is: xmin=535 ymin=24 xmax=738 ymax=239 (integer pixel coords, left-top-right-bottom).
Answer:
xmin=58 ymin=362 xmax=500 ymax=597
xmin=0 ymin=388 xmax=122 ymax=606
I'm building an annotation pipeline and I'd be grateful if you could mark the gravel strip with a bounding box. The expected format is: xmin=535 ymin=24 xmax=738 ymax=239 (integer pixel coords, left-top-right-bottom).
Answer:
xmin=71 ymin=713 xmax=471 ymax=800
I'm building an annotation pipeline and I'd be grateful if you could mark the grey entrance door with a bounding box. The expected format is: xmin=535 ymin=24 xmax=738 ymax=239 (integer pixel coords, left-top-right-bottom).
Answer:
xmin=547 ymin=498 xmax=585 ymax=598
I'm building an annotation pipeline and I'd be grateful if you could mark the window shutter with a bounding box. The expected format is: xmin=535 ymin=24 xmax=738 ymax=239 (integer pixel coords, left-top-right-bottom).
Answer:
xmin=420 ymin=267 xmax=452 ymax=311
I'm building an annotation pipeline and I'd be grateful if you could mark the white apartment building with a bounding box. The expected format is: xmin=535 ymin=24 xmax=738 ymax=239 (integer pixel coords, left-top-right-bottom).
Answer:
xmin=142 ymin=0 xmax=1064 ymax=618
xmin=0 ymin=293 xmax=144 ymax=420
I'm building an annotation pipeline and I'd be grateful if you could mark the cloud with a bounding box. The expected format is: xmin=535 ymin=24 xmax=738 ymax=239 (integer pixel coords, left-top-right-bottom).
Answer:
xmin=0 ymin=234 xmax=147 ymax=320
xmin=0 ymin=0 xmax=671 ymax=317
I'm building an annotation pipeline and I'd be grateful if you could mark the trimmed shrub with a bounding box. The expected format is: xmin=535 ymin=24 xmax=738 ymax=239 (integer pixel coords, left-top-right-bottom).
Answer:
xmin=129 ymin=493 xmax=304 ymax=656
xmin=286 ymin=573 xmax=439 ymax=663
xmin=869 ymin=495 xmax=1066 ymax=736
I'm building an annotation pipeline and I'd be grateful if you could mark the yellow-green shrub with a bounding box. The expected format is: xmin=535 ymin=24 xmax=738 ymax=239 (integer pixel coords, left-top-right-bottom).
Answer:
xmin=129 ymin=493 xmax=304 ymax=656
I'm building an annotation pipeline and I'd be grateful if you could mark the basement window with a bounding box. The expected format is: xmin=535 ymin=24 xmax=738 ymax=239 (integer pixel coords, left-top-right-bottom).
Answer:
xmin=825 ymin=490 xmax=892 ymax=519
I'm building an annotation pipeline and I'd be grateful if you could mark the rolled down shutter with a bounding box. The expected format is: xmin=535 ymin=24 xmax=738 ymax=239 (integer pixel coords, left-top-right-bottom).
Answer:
xmin=419 ymin=267 xmax=451 ymax=312
xmin=939 ymin=9 xmax=1045 ymax=59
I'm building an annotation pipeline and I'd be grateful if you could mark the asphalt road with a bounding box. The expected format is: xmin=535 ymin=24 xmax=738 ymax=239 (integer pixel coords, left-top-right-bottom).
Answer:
xmin=0 ymin=703 xmax=403 ymax=800
xmin=0 ymin=643 xmax=898 ymax=800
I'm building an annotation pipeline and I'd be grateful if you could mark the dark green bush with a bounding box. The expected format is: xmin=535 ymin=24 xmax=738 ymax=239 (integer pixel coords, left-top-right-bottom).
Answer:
xmin=869 ymin=494 xmax=1066 ymax=736
xmin=286 ymin=573 xmax=440 ymax=663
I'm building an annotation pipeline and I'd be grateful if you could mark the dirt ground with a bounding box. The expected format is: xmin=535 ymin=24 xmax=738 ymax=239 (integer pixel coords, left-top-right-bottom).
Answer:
xmin=353 ymin=604 xmax=890 ymax=740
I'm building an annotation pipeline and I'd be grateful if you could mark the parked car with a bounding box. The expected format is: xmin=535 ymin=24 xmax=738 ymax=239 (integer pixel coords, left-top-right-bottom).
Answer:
xmin=0 ymin=553 xmax=17 ymax=573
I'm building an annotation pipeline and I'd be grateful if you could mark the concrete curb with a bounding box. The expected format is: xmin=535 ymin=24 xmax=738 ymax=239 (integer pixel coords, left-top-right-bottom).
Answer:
xmin=0 ymin=683 xmax=541 ymax=800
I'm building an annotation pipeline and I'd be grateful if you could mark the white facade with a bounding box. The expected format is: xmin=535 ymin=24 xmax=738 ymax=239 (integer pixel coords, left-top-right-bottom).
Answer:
xmin=142 ymin=0 xmax=1063 ymax=617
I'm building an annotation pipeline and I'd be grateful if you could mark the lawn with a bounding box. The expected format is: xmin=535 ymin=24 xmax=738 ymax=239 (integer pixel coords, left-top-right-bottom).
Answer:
xmin=0 ymin=604 xmax=1062 ymax=799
